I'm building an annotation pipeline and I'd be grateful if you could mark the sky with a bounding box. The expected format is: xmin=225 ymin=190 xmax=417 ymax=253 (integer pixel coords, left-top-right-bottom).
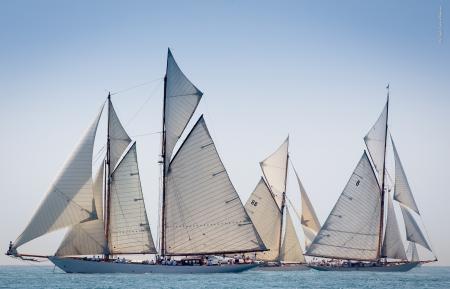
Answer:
xmin=0 ymin=0 xmax=449 ymax=266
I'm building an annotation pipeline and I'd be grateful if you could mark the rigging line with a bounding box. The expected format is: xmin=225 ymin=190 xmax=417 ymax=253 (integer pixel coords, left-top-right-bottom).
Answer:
xmin=110 ymin=77 xmax=163 ymax=96
xmin=131 ymin=131 xmax=162 ymax=137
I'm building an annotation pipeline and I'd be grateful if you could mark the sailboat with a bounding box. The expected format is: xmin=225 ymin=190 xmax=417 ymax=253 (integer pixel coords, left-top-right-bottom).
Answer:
xmin=6 ymin=49 xmax=267 ymax=273
xmin=306 ymin=90 xmax=437 ymax=272
xmin=245 ymin=137 xmax=321 ymax=270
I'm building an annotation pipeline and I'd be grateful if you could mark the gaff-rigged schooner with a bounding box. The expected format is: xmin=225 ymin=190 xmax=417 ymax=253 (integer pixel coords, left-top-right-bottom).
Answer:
xmin=6 ymin=49 xmax=267 ymax=273
xmin=245 ymin=137 xmax=321 ymax=270
xmin=306 ymin=89 xmax=437 ymax=271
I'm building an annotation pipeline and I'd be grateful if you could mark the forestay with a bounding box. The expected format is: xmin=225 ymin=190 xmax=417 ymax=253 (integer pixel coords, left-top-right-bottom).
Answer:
xmin=109 ymin=142 xmax=156 ymax=254
xmin=13 ymin=105 xmax=104 ymax=249
xmin=260 ymin=137 xmax=289 ymax=207
xmin=280 ymin=209 xmax=305 ymax=263
xmin=392 ymin=139 xmax=420 ymax=214
xmin=164 ymin=49 xmax=203 ymax=172
xmin=307 ymin=152 xmax=381 ymax=261
xmin=400 ymin=205 xmax=432 ymax=252
xmin=245 ymin=178 xmax=282 ymax=261
xmin=364 ymin=101 xmax=388 ymax=183
xmin=56 ymin=164 xmax=107 ymax=256
xmin=108 ymin=100 xmax=132 ymax=170
xmin=165 ymin=116 xmax=266 ymax=255
xmin=381 ymin=192 xmax=407 ymax=260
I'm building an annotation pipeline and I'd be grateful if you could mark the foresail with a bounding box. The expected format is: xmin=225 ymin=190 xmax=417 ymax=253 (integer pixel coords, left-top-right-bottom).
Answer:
xmin=260 ymin=137 xmax=289 ymax=207
xmin=108 ymin=100 xmax=132 ymax=170
xmin=56 ymin=163 xmax=107 ymax=256
xmin=164 ymin=49 xmax=203 ymax=172
xmin=280 ymin=209 xmax=305 ymax=263
xmin=392 ymin=139 xmax=420 ymax=214
xmin=245 ymin=178 xmax=282 ymax=261
xmin=13 ymin=105 xmax=104 ymax=249
xmin=364 ymin=101 xmax=388 ymax=183
xmin=306 ymin=152 xmax=381 ymax=261
xmin=381 ymin=192 xmax=406 ymax=260
xmin=109 ymin=142 xmax=156 ymax=254
xmin=406 ymin=242 xmax=419 ymax=262
xmin=400 ymin=205 xmax=432 ymax=252
xmin=165 ymin=116 xmax=266 ymax=255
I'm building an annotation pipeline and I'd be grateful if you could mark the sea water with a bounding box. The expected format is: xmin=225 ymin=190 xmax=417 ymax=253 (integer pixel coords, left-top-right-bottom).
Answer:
xmin=0 ymin=265 xmax=449 ymax=289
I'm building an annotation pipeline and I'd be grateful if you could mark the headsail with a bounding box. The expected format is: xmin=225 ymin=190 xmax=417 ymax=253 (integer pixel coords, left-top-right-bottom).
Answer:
xmin=307 ymin=152 xmax=381 ymax=261
xmin=381 ymin=191 xmax=407 ymax=260
xmin=245 ymin=178 xmax=282 ymax=261
xmin=108 ymin=142 xmax=156 ymax=254
xmin=260 ymin=137 xmax=289 ymax=207
xmin=280 ymin=208 xmax=305 ymax=263
xmin=55 ymin=164 xmax=107 ymax=256
xmin=164 ymin=49 xmax=203 ymax=171
xmin=13 ymin=105 xmax=104 ymax=250
xmin=164 ymin=116 xmax=266 ymax=255
xmin=364 ymin=101 xmax=388 ymax=183
xmin=406 ymin=242 xmax=420 ymax=262
xmin=400 ymin=205 xmax=432 ymax=252
xmin=392 ymin=139 xmax=420 ymax=214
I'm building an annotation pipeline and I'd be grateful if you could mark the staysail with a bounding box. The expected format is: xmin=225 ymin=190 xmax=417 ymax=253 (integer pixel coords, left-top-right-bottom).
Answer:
xmin=280 ymin=208 xmax=305 ymax=263
xmin=164 ymin=49 xmax=203 ymax=171
xmin=406 ymin=242 xmax=420 ymax=262
xmin=260 ymin=137 xmax=289 ymax=207
xmin=364 ymin=101 xmax=388 ymax=183
xmin=400 ymin=205 xmax=432 ymax=252
xmin=307 ymin=152 xmax=381 ymax=261
xmin=108 ymin=142 xmax=156 ymax=254
xmin=245 ymin=178 xmax=282 ymax=261
xmin=381 ymin=191 xmax=407 ymax=260
xmin=164 ymin=116 xmax=266 ymax=255
xmin=55 ymin=164 xmax=107 ymax=256
xmin=13 ymin=105 xmax=104 ymax=250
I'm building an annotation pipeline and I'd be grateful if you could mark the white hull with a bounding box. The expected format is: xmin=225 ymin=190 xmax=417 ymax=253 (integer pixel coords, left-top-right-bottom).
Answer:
xmin=48 ymin=256 xmax=259 ymax=274
xmin=254 ymin=264 xmax=310 ymax=271
xmin=308 ymin=262 xmax=420 ymax=272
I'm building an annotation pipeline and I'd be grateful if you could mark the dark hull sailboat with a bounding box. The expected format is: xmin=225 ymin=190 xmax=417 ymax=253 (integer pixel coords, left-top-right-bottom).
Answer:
xmin=308 ymin=262 xmax=420 ymax=272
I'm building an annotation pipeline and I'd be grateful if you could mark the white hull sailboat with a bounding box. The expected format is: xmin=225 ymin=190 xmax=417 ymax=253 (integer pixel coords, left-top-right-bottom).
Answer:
xmin=6 ymin=49 xmax=267 ymax=274
xmin=245 ymin=138 xmax=321 ymax=271
xmin=305 ymin=88 xmax=437 ymax=272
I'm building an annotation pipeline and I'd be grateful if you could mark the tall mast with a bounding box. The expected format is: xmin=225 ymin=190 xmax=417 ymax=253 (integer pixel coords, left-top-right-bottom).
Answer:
xmin=377 ymin=85 xmax=389 ymax=259
xmin=104 ymin=92 xmax=112 ymax=260
xmin=277 ymin=148 xmax=289 ymax=262
xmin=160 ymin=63 xmax=168 ymax=258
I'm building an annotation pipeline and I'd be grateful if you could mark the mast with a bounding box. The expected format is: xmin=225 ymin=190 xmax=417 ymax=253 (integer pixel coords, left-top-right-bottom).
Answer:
xmin=377 ymin=85 xmax=389 ymax=259
xmin=160 ymin=64 xmax=168 ymax=258
xmin=278 ymin=151 xmax=289 ymax=262
xmin=104 ymin=92 xmax=112 ymax=260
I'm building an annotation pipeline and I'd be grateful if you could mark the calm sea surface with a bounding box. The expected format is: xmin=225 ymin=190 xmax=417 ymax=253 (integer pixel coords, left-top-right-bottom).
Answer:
xmin=0 ymin=265 xmax=449 ymax=289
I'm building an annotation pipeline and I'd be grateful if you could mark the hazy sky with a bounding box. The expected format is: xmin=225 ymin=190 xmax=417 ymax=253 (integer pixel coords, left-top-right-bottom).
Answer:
xmin=1 ymin=0 xmax=449 ymax=266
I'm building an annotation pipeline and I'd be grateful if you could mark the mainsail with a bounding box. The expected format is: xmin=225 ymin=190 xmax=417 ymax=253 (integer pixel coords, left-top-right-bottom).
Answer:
xmin=280 ymin=208 xmax=305 ymax=263
xmin=164 ymin=116 xmax=266 ymax=255
xmin=245 ymin=178 xmax=282 ymax=261
xmin=381 ymin=191 xmax=407 ymax=260
xmin=108 ymin=142 xmax=156 ymax=254
xmin=164 ymin=49 xmax=203 ymax=172
xmin=13 ymin=105 xmax=104 ymax=250
xmin=307 ymin=152 xmax=381 ymax=261
xmin=260 ymin=137 xmax=289 ymax=207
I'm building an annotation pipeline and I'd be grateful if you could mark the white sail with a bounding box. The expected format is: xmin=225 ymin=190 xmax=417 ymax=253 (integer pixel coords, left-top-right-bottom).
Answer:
xmin=280 ymin=208 xmax=305 ymax=263
xmin=406 ymin=242 xmax=420 ymax=262
xmin=392 ymin=139 xmax=420 ymax=214
xmin=260 ymin=137 xmax=289 ymax=207
xmin=381 ymin=192 xmax=407 ymax=260
xmin=108 ymin=100 xmax=132 ymax=170
xmin=245 ymin=178 xmax=282 ymax=261
xmin=165 ymin=116 xmax=266 ymax=255
xmin=13 ymin=105 xmax=104 ymax=249
xmin=364 ymin=101 xmax=388 ymax=183
xmin=164 ymin=49 xmax=203 ymax=171
xmin=109 ymin=142 xmax=156 ymax=254
xmin=400 ymin=205 xmax=432 ymax=252
xmin=292 ymin=166 xmax=321 ymax=234
xmin=56 ymin=164 xmax=107 ymax=256
xmin=307 ymin=152 xmax=381 ymax=261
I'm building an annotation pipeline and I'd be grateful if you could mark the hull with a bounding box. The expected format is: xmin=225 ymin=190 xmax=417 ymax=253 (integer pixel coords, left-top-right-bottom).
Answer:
xmin=255 ymin=264 xmax=310 ymax=271
xmin=48 ymin=256 xmax=259 ymax=274
xmin=308 ymin=262 xmax=420 ymax=272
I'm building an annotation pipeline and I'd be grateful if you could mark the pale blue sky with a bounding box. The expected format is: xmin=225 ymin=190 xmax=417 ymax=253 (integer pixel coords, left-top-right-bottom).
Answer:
xmin=1 ymin=1 xmax=449 ymax=265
